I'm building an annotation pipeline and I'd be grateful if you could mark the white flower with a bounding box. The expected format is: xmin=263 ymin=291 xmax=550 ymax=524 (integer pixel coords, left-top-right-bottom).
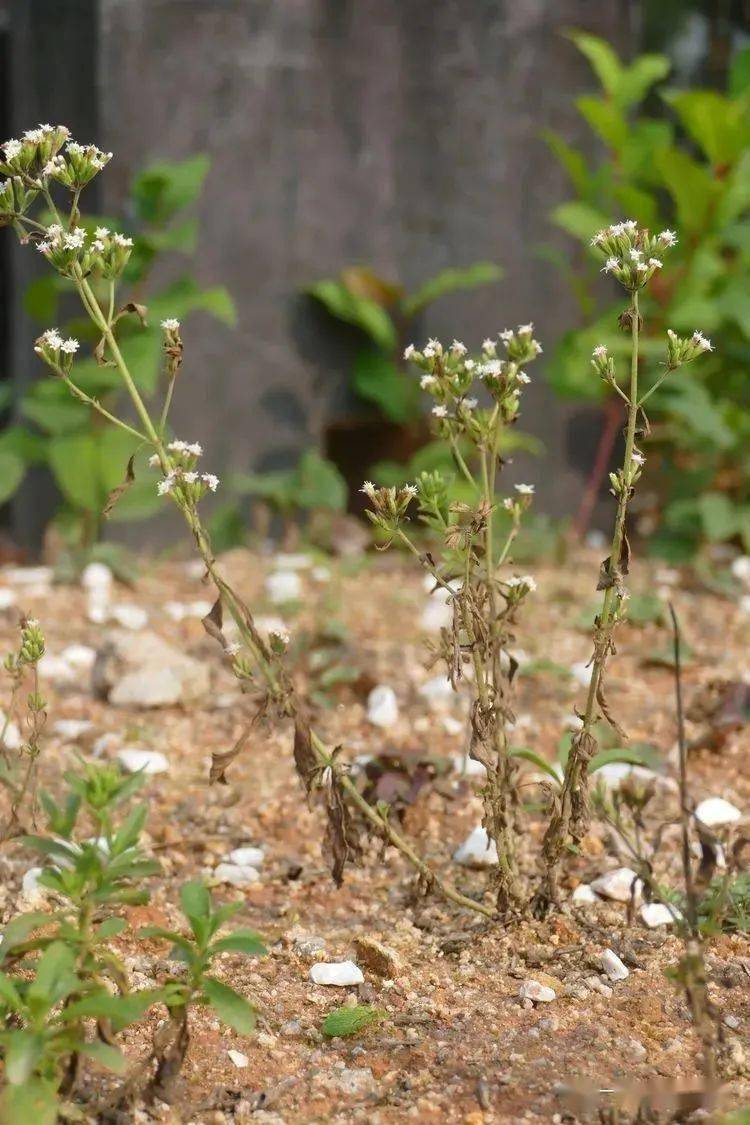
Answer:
xmin=36 ymin=241 xmax=52 ymax=255
xmin=402 ymin=484 xmax=418 ymax=498
xmin=518 ymin=323 xmax=534 ymax=334
xmin=91 ymin=239 xmax=105 ymax=253
xmin=225 ymin=642 xmax=241 ymax=657
xmin=157 ymin=474 xmax=176 ymax=496
xmin=168 ymin=439 xmax=202 ymax=457
xmin=403 ymin=344 xmax=416 ymax=360
xmin=360 ymin=481 xmax=376 ymax=498
xmin=420 ymin=374 xmax=437 ymax=389
xmin=516 ymin=371 xmax=531 ymax=384
xmin=148 ymin=453 xmax=160 ymax=467
xmin=182 ymin=472 xmax=199 ymax=484
xmin=113 ymin=233 xmax=132 ymax=248
xmin=658 ymin=229 xmax=678 ymax=246
xmin=499 ymin=329 xmax=514 ymax=343
xmin=602 ymin=257 xmax=620 ymax=274
xmin=269 ymin=628 xmax=290 ymax=646
xmin=506 ymin=575 xmax=537 ymax=592
xmin=482 ymin=337 xmax=496 ymax=350
xmin=450 ymin=339 xmax=467 ymax=356
xmin=40 ymin=329 xmax=63 ymax=350
xmin=463 ymin=397 xmax=478 ymax=410
xmin=648 ymin=258 xmax=663 ymax=269
xmin=667 ymin=329 xmax=678 ymax=341
xmin=502 ymin=498 xmax=514 ymax=510
xmin=464 ymin=359 xmax=476 ymax=371
xmin=432 ymin=405 xmax=448 ymax=418
xmin=46 ymin=224 xmax=63 ymax=239
xmin=692 ymin=330 xmax=713 ymax=352
xmin=2 ymin=139 xmax=22 ymax=159
xmin=423 ymin=337 xmax=442 ymax=359
xmin=481 ymin=359 xmax=503 ymax=378
xmin=161 ymin=318 xmax=180 ymax=331
xmin=59 ymin=338 xmax=79 ymax=355
xmin=631 ymin=450 xmax=645 ymax=466
xmin=592 ymin=345 xmax=608 ymax=358
xmin=514 ymin=483 xmax=534 ymax=495
xmin=63 ymin=229 xmax=85 ymax=250
xmin=628 ymin=248 xmax=643 ymax=262
xmin=201 ymin=474 xmax=219 ymax=492
xmin=94 ymin=226 xmax=110 ymax=239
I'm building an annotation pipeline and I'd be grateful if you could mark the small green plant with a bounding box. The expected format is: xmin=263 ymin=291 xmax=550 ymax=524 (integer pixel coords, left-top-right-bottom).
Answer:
xmin=0 ymin=616 xmax=47 ymax=839
xmin=308 ymin=263 xmax=502 ymax=424
xmin=545 ymin=32 xmax=750 ymax=558
xmin=540 ymin=219 xmax=712 ymax=904
xmin=1 ymin=152 xmax=235 ymax=560
xmin=138 ymin=880 xmax=264 ymax=1103
xmin=362 ymin=326 xmax=543 ymax=910
xmin=0 ymin=759 xmax=265 ymax=1117
xmin=322 ymin=1003 xmax=382 ymax=1039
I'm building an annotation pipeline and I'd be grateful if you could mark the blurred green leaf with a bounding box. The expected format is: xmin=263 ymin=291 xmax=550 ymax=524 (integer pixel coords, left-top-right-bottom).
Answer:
xmin=201 ymin=977 xmax=257 ymax=1034
xmin=308 ymin=279 xmax=397 ymax=351
xmin=352 ymin=348 xmax=419 ymax=423
xmin=402 ymin=261 xmax=502 ymax=317
xmin=132 ymin=154 xmax=211 ymax=226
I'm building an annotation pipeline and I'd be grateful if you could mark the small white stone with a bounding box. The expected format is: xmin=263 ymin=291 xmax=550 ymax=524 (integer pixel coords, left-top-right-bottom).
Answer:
xmin=731 ymin=555 xmax=750 ymax=585
xmin=81 ymin=562 xmax=113 ymax=590
xmin=164 ymin=600 xmax=213 ymax=622
xmin=228 ymin=846 xmax=264 ymax=868
xmin=453 ymin=826 xmax=498 ymax=867
xmin=265 ymin=570 xmax=302 ymax=604
xmin=309 ymin=960 xmax=364 ymax=987
xmin=572 ymin=884 xmax=597 ymax=905
xmin=275 ymin=553 xmax=312 ymax=571
xmin=4 ymin=565 xmax=53 ymax=588
xmin=52 ymin=719 xmax=94 ymax=742
xmin=0 ymin=711 xmax=22 ymax=751
xmin=214 ymin=862 xmax=259 ymax=887
xmin=117 ymin=748 xmax=169 ymax=775
xmin=640 ymin=902 xmax=681 ymax=928
xmin=366 ymin=685 xmax=399 ymax=728
xmin=420 ymin=599 xmax=454 ymax=632
xmin=21 ymin=867 xmax=47 ymax=906
xmin=590 ymin=867 xmax=643 ymax=903
xmin=110 ymin=604 xmax=149 ymax=631
xmin=61 ymin=644 xmax=96 ymax=672
xmin=452 ymin=753 xmax=486 ymax=778
xmin=570 ymin=661 xmax=593 ymax=687
xmin=311 ymin=566 xmax=331 ymax=582
xmin=227 ymin=1049 xmax=249 ymax=1068
xmin=519 ymin=980 xmax=556 ymax=1003
xmin=600 ymin=948 xmax=629 ymax=981
xmin=694 ymin=797 xmax=742 ymax=828
xmin=0 ymin=587 xmax=16 ymax=610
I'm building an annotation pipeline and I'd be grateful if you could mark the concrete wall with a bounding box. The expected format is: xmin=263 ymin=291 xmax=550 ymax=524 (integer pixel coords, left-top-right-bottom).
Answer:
xmin=98 ymin=0 xmax=631 ymax=518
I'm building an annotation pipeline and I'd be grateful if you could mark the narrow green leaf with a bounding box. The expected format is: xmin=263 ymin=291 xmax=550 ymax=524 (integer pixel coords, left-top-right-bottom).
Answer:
xmin=201 ymin=977 xmax=257 ymax=1034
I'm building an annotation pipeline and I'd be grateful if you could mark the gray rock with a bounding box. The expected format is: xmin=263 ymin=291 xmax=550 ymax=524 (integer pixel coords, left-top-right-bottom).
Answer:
xmin=93 ymin=629 xmax=210 ymax=708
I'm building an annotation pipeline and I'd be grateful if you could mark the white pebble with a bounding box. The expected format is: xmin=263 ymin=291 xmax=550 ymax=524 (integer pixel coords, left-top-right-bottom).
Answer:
xmin=61 ymin=644 xmax=96 ymax=672
xmin=164 ymin=600 xmax=213 ymax=622
xmin=366 ymin=685 xmax=399 ymax=728
xmin=731 ymin=555 xmax=750 ymax=585
xmin=0 ymin=587 xmax=16 ymax=610
xmin=227 ymin=1049 xmax=249 ymax=1068
xmin=453 ymin=826 xmax=498 ymax=867
xmin=110 ymin=604 xmax=149 ymax=631
xmin=570 ymin=661 xmax=593 ymax=687
xmin=275 ymin=553 xmax=312 ymax=571
xmin=4 ymin=565 xmax=53 ymax=588
xmin=0 ymin=711 xmax=22 ymax=751
xmin=519 ymin=980 xmax=556 ymax=1003
xmin=694 ymin=797 xmax=742 ymax=828
xmin=600 ymin=948 xmax=629 ymax=981
xmin=52 ymin=719 xmax=94 ymax=742
xmin=265 ymin=570 xmax=302 ymax=604
xmin=81 ymin=562 xmax=113 ymax=590
xmin=229 ymin=846 xmax=265 ymax=868
xmin=572 ymin=884 xmax=597 ymax=905
xmin=640 ymin=902 xmax=681 ymax=928
xmin=309 ymin=961 xmax=364 ymax=987
xmin=21 ymin=867 xmax=47 ymax=907
xmin=590 ymin=867 xmax=643 ymax=903
xmin=452 ymin=753 xmax=486 ymax=778
xmin=418 ymin=675 xmax=455 ymax=708
xmin=420 ymin=599 xmax=453 ymax=633
xmin=117 ymin=748 xmax=169 ymax=775
xmin=214 ymin=863 xmax=259 ymax=887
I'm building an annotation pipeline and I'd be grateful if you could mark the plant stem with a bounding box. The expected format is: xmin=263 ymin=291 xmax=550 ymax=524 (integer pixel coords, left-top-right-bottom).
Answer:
xmin=541 ymin=290 xmax=641 ymax=904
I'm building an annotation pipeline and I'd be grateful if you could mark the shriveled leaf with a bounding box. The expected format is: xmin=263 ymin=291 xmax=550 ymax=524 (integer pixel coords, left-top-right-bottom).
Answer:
xmin=102 ymin=455 xmax=136 ymax=519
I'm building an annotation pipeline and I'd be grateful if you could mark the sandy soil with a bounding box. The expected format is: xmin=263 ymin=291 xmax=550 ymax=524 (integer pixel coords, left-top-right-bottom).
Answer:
xmin=0 ymin=542 xmax=748 ymax=1123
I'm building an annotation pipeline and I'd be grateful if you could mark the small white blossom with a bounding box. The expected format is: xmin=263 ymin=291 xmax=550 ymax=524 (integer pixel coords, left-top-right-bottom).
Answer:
xmin=514 ymin=483 xmax=535 ymax=495
xmin=157 ymin=474 xmax=176 ymax=496
xmin=225 ymin=642 xmax=241 ymax=657
xmin=463 ymin=397 xmax=478 ymax=410
xmin=202 ymin=474 xmax=219 ymax=492
xmin=161 ymin=318 xmax=180 ymax=331
xmin=499 ymin=329 xmax=514 ymax=343
xmin=63 ymin=229 xmax=85 ymax=250
xmin=502 ymin=498 xmax=514 ymax=510
xmin=2 ymin=139 xmax=22 ymax=159
xmin=691 ymin=330 xmax=713 ymax=352
xmin=506 ymin=575 xmax=537 ymax=592
xmin=59 ymin=338 xmax=79 ymax=355
xmin=148 ymin=453 xmax=160 ymax=467
xmin=94 ymin=226 xmax=110 ymax=239
xmin=592 ymin=345 xmax=608 ymax=358
xmin=403 ymin=343 xmax=416 ymax=360
xmin=402 ymin=484 xmax=418 ymax=498
xmin=450 ymin=339 xmax=467 ymax=356
xmin=648 ymin=257 xmax=663 ymax=269
xmin=432 ymin=404 xmax=448 ymax=418
xmin=518 ymin=323 xmax=534 ymax=334
xmin=517 ymin=371 xmax=531 ymax=384
xmin=182 ymin=471 xmax=199 ymax=484
xmin=360 ymin=481 xmax=376 ymax=498
xmin=482 ymin=337 xmax=496 ymax=350
xmin=113 ymin=233 xmax=132 ymax=248
xmin=631 ymin=450 xmax=645 ymax=466
xmin=420 ymin=374 xmax=437 ymax=389
xmin=602 ymin=257 xmax=620 ymax=274
xmin=658 ymin=229 xmax=678 ymax=246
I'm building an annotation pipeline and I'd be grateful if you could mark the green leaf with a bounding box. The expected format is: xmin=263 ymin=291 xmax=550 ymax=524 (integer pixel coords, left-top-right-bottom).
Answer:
xmin=567 ymin=31 xmax=669 ymax=109
xmin=210 ymin=929 xmax=266 ymax=957
xmin=23 ymin=275 xmax=63 ymax=324
xmin=655 ymin=146 xmax=716 ymax=232
xmin=542 ymin=131 xmax=590 ymax=197
xmin=28 ymin=942 xmax=78 ymax=1009
xmin=47 ymin=433 xmax=102 ymax=512
xmin=21 ymin=395 xmax=86 ymax=435
xmin=4 ymin=1032 xmax=47 ymax=1085
xmin=132 ymin=154 xmax=211 ymax=226
xmin=550 ymin=201 xmax=611 ymax=245
xmin=294 ymin=450 xmax=347 ymax=512
xmin=402 ymin=262 xmax=502 ymax=317
xmin=567 ymin=31 xmax=623 ymax=97
xmin=111 ymin=802 xmax=148 ymax=854
xmin=729 ymin=46 xmax=750 ymax=96
xmin=665 ymin=89 xmax=750 ymax=167
xmin=589 ymin=746 xmax=658 ymax=773
xmin=61 ymin=989 xmax=158 ymax=1031
xmin=79 ymin=1039 xmax=127 ymax=1073
xmin=1 ymin=912 xmax=54 ymax=960
xmin=352 ymin=348 xmax=419 ymax=423
xmin=308 ymin=280 xmax=397 ymax=352
xmin=201 ymin=977 xmax=257 ymax=1034
xmin=509 ymin=747 xmax=561 ymax=785
xmin=576 ymin=95 xmax=629 ymax=149
xmin=180 ymin=880 xmax=211 ymax=924
xmin=2 ymin=1076 xmax=58 ymax=1124
xmin=696 ymin=491 xmax=739 ymax=541
xmin=0 ymin=449 xmax=25 ymax=504
xmin=322 ymin=1004 xmax=382 ymax=1038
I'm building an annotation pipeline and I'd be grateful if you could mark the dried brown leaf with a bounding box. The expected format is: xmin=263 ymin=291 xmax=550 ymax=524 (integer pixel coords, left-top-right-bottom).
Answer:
xmin=102 ymin=455 xmax=135 ymax=519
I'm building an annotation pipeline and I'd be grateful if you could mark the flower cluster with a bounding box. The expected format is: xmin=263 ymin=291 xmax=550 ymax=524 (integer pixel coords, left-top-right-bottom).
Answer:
xmin=0 ymin=176 xmax=38 ymax=227
xmin=666 ymin=328 xmax=713 ymax=368
xmin=591 ymin=221 xmax=676 ymax=290
xmin=610 ymin=446 xmax=646 ymax=496
xmin=361 ymin=481 xmax=417 ymax=540
xmin=43 ymin=141 xmax=112 ymax=191
xmin=504 ymin=574 xmax=537 ymax=602
xmin=17 ymin=617 xmax=46 ymax=666
xmin=151 ymin=440 xmax=218 ymax=502
xmin=404 ymin=327 xmax=542 ymax=440
xmin=37 ymin=223 xmax=132 ymax=279
xmin=34 ymin=328 xmax=80 ymax=374
xmin=88 ymin=226 xmax=133 ymax=279
xmin=0 ymin=124 xmax=69 ymax=178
